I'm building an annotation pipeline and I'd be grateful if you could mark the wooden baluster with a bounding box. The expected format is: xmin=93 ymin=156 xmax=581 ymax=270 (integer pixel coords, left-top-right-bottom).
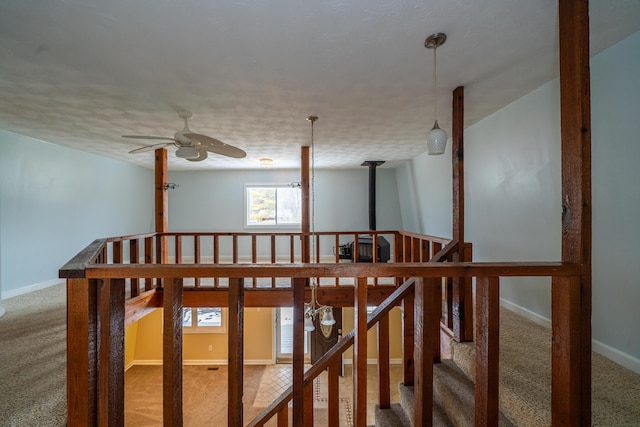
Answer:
xmin=129 ymin=239 xmax=139 ymax=298
xmin=353 ymin=234 xmax=359 ymax=264
xmin=277 ymin=405 xmax=288 ymax=427
xmin=475 ymin=276 xmax=499 ymax=427
xmin=213 ymin=235 xmax=219 ymax=288
xmin=290 ymin=235 xmax=295 ymax=263
xmin=67 ymin=278 xmax=98 ymax=427
xmin=232 ymin=235 xmax=238 ymax=264
xmin=144 ymin=236 xmax=154 ymax=290
xmin=378 ymin=312 xmax=391 ymax=409
xmin=414 ymin=277 xmax=435 ymax=427
xmin=163 ymin=278 xmax=183 ymax=426
xmin=402 ymin=289 xmax=415 ymax=386
xmin=353 ymin=277 xmax=368 ymax=427
xmin=194 ymin=236 xmax=200 ymax=288
xmin=271 ymin=235 xmax=276 ymax=288
xmin=328 ymin=358 xmax=341 ymax=426
xmin=228 ymin=278 xmax=244 ymax=427
xmin=252 ymin=235 xmax=257 ymax=264
xmin=303 ymin=382 xmax=314 ymax=426
xmin=97 ymin=278 xmax=125 ymax=427
xmin=292 ymin=278 xmax=306 ymax=426
xmin=421 ymin=239 xmax=430 ymax=262
xmin=175 ymin=236 xmax=182 ymax=264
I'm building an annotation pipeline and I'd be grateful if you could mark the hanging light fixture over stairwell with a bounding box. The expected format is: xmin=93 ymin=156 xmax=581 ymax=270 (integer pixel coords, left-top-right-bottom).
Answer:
xmin=425 ymin=32 xmax=448 ymax=155
xmin=303 ymin=115 xmax=336 ymax=332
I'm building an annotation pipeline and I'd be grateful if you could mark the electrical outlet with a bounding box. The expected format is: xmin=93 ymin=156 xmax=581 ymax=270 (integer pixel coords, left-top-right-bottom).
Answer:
xmin=208 ymin=345 xmax=213 ymax=351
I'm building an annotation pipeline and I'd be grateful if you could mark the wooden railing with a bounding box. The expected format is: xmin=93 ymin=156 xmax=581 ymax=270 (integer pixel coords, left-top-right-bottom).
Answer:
xmin=60 ymin=230 xmax=586 ymax=426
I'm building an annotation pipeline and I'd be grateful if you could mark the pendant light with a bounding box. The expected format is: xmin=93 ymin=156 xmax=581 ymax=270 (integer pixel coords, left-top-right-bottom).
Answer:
xmin=303 ymin=116 xmax=336 ymax=332
xmin=425 ymin=33 xmax=448 ymax=155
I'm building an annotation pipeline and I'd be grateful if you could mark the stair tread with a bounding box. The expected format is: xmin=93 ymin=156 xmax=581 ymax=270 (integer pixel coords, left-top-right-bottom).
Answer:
xmin=375 ymin=402 xmax=453 ymax=427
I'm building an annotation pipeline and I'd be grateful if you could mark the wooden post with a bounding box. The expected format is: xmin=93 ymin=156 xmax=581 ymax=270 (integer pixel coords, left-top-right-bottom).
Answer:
xmin=228 ymin=278 xmax=244 ymax=427
xmin=555 ymin=0 xmax=592 ymax=424
xmin=67 ymin=278 xmax=98 ymax=427
xmin=292 ymin=278 xmax=306 ymax=426
xmin=377 ymin=313 xmax=391 ymax=408
xmin=97 ymin=279 xmax=125 ymax=427
xmin=163 ymin=278 xmax=183 ymax=426
xmin=301 ymin=146 xmax=310 ymax=262
xmin=353 ymin=277 xmax=368 ymax=427
xmin=155 ymin=148 xmax=169 ymax=290
xmin=402 ymin=290 xmax=415 ymax=386
xmin=414 ymin=278 xmax=434 ymax=427
xmin=475 ymin=276 xmax=500 ymax=427
xmin=328 ymin=358 xmax=341 ymax=426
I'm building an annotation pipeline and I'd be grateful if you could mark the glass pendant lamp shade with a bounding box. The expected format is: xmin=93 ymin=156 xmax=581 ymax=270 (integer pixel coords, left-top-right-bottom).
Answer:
xmin=320 ymin=308 xmax=336 ymax=326
xmin=426 ymin=120 xmax=447 ymax=155
xmin=304 ymin=315 xmax=315 ymax=332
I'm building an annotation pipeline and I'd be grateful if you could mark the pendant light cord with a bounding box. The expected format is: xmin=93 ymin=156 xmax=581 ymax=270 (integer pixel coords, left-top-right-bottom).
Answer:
xmin=433 ymin=45 xmax=438 ymax=122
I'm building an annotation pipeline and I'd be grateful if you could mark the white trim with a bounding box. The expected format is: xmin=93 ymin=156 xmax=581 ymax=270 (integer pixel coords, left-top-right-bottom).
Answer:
xmin=2 ymin=279 xmax=64 ymax=300
xmin=499 ymin=298 xmax=551 ymax=328
xmin=500 ymin=298 xmax=640 ymax=375
xmin=343 ymin=358 xmax=403 ymax=365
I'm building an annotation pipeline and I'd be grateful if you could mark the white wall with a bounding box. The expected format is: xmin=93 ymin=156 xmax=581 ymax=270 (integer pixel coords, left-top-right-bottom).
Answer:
xmin=167 ymin=167 xmax=403 ymax=258
xmin=396 ymin=30 xmax=640 ymax=364
xmin=0 ymin=130 xmax=154 ymax=300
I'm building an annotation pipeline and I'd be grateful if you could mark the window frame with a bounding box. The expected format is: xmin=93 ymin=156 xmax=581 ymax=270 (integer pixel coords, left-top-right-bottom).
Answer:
xmin=244 ymin=183 xmax=302 ymax=229
xmin=181 ymin=307 xmax=227 ymax=334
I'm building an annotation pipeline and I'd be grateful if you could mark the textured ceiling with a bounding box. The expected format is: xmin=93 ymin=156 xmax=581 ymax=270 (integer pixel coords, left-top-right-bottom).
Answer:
xmin=1 ymin=0 xmax=639 ymax=171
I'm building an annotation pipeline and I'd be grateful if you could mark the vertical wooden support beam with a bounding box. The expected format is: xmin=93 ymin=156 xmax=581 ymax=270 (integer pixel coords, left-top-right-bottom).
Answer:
xmin=557 ymin=0 xmax=592 ymax=425
xmin=129 ymin=240 xmax=140 ymax=297
xmin=402 ymin=290 xmax=415 ymax=386
xmin=303 ymin=382 xmax=314 ymax=426
xmin=67 ymin=278 xmax=98 ymax=427
xmin=144 ymin=237 xmax=154 ymax=291
xmin=451 ymin=86 xmax=473 ymax=342
xmin=97 ymin=279 xmax=125 ymax=427
xmin=432 ymin=279 xmax=442 ymax=363
xmin=155 ymin=148 xmax=168 ymax=261
xmin=353 ymin=277 xmax=368 ymax=427
xmin=277 ymin=405 xmax=288 ymax=427
xmin=301 ymin=146 xmax=310 ymax=262
xmin=328 ymin=358 xmax=341 ymax=426
xmin=414 ymin=278 xmax=434 ymax=427
xmin=475 ymin=276 xmax=500 ymax=427
xmin=377 ymin=313 xmax=391 ymax=408
xmin=163 ymin=278 xmax=183 ymax=426
xmin=228 ymin=278 xmax=244 ymax=427
xmin=292 ymin=278 xmax=306 ymax=426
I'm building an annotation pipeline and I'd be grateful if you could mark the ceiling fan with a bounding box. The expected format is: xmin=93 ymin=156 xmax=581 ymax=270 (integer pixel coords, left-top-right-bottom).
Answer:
xmin=123 ymin=110 xmax=246 ymax=161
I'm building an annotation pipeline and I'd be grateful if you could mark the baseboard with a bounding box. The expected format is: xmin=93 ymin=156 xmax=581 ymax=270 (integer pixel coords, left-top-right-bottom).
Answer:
xmin=2 ymin=279 xmax=64 ymax=300
xmin=128 ymin=359 xmax=276 ymax=368
xmin=500 ymin=298 xmax=640 ymax=375
xmin=343 ymin=358 xmax=403 ymax=365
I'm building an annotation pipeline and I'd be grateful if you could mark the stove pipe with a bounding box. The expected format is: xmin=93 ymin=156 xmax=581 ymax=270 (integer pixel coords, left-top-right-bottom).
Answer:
xmin=361 ymin=161 xmax=385 ymax=231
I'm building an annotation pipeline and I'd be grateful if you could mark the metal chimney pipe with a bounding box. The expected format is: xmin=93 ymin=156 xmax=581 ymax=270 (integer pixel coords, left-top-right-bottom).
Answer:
xmin=361 ymin=161 xmax=385 ymax=231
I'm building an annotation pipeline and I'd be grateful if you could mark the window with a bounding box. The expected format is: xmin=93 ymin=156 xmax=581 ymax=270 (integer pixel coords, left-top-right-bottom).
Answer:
xmin=182 ymin=308 xmax=226 ymax=334
xmin=245 ymin=185 xmax=301 ymax=227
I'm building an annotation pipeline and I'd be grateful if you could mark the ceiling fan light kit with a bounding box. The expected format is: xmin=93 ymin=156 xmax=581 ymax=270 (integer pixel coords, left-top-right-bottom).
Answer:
xmin=425 ymin=32 xmax=448 ymax=155
xmin=123 ymin=110 xmax=247 ymax=162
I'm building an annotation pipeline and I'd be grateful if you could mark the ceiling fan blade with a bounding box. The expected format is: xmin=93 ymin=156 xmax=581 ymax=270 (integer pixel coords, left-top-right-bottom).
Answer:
xmin=205 ymin=143 xmax=247 ymax=158
xmin=122 ymin=135 xmax=176 ymax=141
xmin=183 ymin=133 xmax=225 ymax=147
xmin=128 ymin=142 xmax=174 ymax=154
xmin=187 ymin=149 xmax=208 ymax=162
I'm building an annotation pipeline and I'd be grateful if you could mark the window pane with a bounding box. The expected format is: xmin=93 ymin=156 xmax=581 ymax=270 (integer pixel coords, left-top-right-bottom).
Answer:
xmin=197 ymin=308 xmax=222 ymax=327
xmin=182 ymin=308 xmax=192 ymax=327
xmin=276 ymin=187 xmax=301 ymax=224
xmin=279 ymin=307 xmax=308 ymax=354
xmin=247 ymin=188 xmax=276 ymax=225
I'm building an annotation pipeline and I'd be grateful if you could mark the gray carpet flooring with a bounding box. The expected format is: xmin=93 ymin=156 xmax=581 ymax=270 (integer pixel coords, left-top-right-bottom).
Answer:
xmin=1 ymin=283 xmax=639 ymax=426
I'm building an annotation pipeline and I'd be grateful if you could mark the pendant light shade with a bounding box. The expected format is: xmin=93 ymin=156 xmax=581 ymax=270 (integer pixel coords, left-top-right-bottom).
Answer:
xmin=304 ymin=315 xmax=316 ymax=332
xmin=320 ymin=307 xmax=336 ymax=326
xmin=425 ymin=33 xmax=448 ymax=155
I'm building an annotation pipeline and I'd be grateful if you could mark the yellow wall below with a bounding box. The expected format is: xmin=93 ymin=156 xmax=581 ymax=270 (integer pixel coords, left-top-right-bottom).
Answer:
xmin=125 ymin=306 xmax=404 ymax=365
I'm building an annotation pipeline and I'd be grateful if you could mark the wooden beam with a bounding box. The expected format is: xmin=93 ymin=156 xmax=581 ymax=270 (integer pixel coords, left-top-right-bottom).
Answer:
xmin=402 ymin=290 xmax=415 ymax=386
xmin=452 ymin=85 xmax=465 ymax=247
xmin=377 ymin=313 xmax=391 ymax=408
xmin=155 ymin=148 xmax=168 ymax=234
xmin=67 ymin=278 xmax=98 ymax=427
xmin=163 ymin=278 xmax=183 ymax=426
xmin=414 ymin=278 xmax=434 ymax=427
xmin=292 ymin=278 xmax=306 ymax=426
xmin=557 ymin=0 xmax=592 ymax=424
xmin=328 ymin=358 xmax=341 ymax=426
xmin=97 ymin=279 xmax=125 ymax=427
xmin=475 ymin=276 xmax=500 ymax=427
xmin=228 ymin=278 xmax=244 ymax=427
xmin=353 ymin=277 xmax=368 ymax=427
xmin=301 ymin=146 xmax=310 ymax=262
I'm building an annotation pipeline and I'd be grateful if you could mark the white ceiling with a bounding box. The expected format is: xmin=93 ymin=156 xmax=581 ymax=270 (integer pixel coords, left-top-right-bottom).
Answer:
xmin=1 ymin=1 xmax=639 ymax=171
